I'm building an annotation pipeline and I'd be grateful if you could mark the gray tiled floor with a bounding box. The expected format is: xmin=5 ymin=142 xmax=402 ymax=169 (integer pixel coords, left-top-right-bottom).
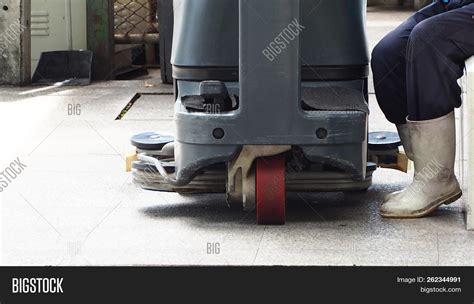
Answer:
xmin=0 ymin=7 xmax=472 ymax=266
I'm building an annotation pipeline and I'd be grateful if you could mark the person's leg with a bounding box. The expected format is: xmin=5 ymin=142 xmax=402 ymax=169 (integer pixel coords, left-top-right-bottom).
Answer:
xmin=406 ymin=4 xmax=474 ymax=120
xmin=381 ymin=4 xmax=474 ymax=218
xmin=371 ymin=2 xmax=446 ymax=125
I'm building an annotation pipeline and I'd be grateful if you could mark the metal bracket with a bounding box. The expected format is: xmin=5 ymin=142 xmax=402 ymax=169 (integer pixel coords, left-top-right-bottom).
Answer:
xmin=369 ymin=149 xmax=409 ymax=173
xmin=227 ymin=145 xmax=291 ymax=211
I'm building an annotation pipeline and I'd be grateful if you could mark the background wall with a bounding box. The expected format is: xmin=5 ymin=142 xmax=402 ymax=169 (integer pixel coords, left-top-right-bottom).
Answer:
xmin=30 ymin=0 xmax=87 ymax=74
xmin=0 ymin=0 xmax=30 ymax=85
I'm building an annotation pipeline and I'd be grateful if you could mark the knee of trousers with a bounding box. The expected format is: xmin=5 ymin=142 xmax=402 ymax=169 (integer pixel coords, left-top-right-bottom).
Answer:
xmin=407 ymin=21 xmax=438 ymax=59
xmin=371 ymin=38 xmax=404 ymax=78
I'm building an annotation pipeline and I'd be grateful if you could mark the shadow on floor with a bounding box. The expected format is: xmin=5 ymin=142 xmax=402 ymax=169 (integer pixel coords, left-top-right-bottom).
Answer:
xmin=138 ymin=188 xmax=405 ymax=225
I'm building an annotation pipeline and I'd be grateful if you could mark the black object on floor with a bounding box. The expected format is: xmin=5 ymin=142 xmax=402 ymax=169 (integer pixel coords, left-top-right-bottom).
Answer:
xmin=368 ymin=131 xmax=401 ymax=151
xmin=32 ymin=50 xmax=93 ymax=86
xmin=131 ymin=132 xmax=174 ymax=151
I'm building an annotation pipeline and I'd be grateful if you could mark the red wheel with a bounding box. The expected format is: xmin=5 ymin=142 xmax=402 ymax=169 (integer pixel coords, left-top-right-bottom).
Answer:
xmin=256 ymin=155 xmax=286 ymax=225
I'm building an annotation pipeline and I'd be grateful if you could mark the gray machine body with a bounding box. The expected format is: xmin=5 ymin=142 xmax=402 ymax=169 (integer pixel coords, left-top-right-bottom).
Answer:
xmin=171 ymin=0 xmax=370 ymax=182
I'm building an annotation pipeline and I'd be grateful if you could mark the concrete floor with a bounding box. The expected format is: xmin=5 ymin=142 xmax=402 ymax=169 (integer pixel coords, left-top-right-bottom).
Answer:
xmin=0 ymin=7 xmax=473 ymax=266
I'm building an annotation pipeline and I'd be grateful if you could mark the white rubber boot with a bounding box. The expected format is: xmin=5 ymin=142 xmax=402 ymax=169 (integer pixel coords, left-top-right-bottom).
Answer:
xmin=383 ymin=123 xmax=414 ymax=202
xmin=380 ymin=111 xmax=462 ymax=218
xmin=396 ymin=124 xmax=414 ymax=160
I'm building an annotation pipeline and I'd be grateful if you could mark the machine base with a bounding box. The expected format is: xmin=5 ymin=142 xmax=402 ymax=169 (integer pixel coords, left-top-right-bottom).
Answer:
xmin=132 ymin=161 xmax=376 ymax=194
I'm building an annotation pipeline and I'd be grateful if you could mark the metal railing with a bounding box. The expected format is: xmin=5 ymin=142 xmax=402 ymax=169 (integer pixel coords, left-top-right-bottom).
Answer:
xmin=114 ymin=0 xmax=159 ymax=44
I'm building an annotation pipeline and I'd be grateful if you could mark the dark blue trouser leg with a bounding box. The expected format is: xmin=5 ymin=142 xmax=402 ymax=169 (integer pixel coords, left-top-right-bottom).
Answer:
xmin=407 ymin=4 xmax=474 ymax=121
xmin=371 ymin=2 xmax=447 ymax=125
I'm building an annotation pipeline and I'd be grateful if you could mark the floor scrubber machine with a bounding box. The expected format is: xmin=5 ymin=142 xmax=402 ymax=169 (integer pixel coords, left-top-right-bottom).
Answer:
xmin=130 ymin=0 xmax=401 ymax=225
